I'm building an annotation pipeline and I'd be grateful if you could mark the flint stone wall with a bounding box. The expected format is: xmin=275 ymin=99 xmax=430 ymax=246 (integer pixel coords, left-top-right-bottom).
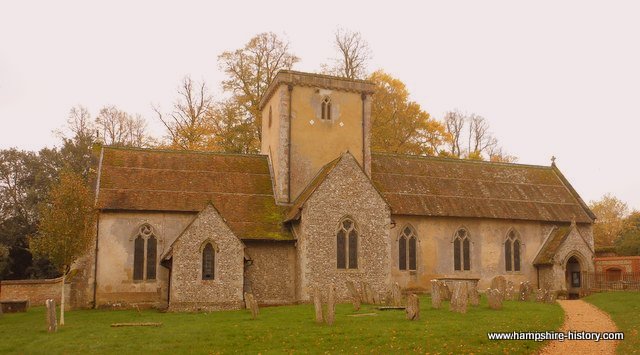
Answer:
xmin=244 ymin=240 xmax=297 ymax=305
xmin=169 ymin=205 xmax=244 ymax=311
xmin=297 ymin=153 xmax=391 ymax=302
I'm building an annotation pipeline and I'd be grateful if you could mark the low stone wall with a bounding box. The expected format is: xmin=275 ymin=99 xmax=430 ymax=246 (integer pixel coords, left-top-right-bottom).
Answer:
xmin=0 ymin=278 xmax=70 ymax=307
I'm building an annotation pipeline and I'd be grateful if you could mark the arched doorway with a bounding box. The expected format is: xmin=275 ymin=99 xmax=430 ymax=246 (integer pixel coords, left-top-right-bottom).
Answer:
xmin=565 ymin=256 xmax=582 ymax=299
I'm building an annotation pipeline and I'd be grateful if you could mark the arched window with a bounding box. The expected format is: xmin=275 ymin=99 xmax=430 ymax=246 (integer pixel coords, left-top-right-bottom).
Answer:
xmin=132 ymin=224 xmax=157 ymax=281
xmin=453 ymin=228 xmax=471 ymax=271
xmin=399 ymin=225 xmax=417 ymax=271
xmin=505 ymin=229 xmax=520 ymax=272
xmin=337 ymin=218 xmax=358 ymax=269
xmin=202 ymin=243 xmax=215 ymax=280
xmin=321 ymin=96 xmax=331 ymax=120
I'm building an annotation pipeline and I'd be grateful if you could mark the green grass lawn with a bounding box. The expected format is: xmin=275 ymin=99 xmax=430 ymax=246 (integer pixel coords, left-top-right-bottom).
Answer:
xmin=584 ymin=292 xmax=640 ymax=355
xmin=0 ymin=296 xmax=562 ymax=354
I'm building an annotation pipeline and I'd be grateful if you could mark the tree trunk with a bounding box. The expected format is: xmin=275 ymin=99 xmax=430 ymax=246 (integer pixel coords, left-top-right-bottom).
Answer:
xmin=60 ymin=270 xmax=66 ymax=326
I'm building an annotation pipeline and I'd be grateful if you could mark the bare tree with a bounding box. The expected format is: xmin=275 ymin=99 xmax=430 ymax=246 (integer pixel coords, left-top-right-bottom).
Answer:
xmin=323 ymin=29 xmax=372 ymax=79
xmin=467 ymin=114 xmax=498 ymax=157
xmin=218 ymin=32 xmax=299 ymax=145
xmin=443 ymin=110 xmax=465 ymax=157
xmin=95 ymin=106 xmax=151 ymax=147
xmin=154 ymin=76 xmax=214 ymax=150
xmin=442 ymin=109 xmax=515 ymax=161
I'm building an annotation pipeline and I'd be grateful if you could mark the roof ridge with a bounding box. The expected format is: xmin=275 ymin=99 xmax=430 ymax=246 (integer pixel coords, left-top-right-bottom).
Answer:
xmin=372 ymin=151 xmax=552 ymax=170
xmin=276 ymin=69 xmax=374 ymax=84
xmin=102 ymin=145 xmax=268 ymax=159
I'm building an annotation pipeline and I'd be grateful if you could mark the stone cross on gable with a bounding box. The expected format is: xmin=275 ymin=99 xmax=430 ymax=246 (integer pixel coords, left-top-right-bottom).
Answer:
xmin=551 ymin=156 xmax=556 ymax=165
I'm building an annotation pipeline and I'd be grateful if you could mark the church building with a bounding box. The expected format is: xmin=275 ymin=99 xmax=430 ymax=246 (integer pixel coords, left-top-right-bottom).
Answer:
xmin=80 ymin=71 xmax=595 ymax=310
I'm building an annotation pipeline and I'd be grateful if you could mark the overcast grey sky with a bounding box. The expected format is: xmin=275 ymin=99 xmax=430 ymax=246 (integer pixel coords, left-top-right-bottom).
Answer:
xmin=1 ymin=0 xmax=639 ymax=211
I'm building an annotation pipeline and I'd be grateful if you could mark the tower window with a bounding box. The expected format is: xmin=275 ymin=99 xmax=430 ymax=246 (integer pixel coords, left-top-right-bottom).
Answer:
xmin=321 ymin=96 xmax=332 ymax=120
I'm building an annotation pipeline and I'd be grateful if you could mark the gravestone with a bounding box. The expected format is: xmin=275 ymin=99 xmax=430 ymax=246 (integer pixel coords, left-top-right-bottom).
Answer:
xmin=430 ymin=280 xmax=442 ymax=309
xmin=364 ymin=283 xmax=375 ymax=304
xmin=535 ymin=289 xmax=546 ymax=302
xmin=45 ymin=299 xmax=57 ymax=333
xmin=487 ymin=289 xmax=503 ymax=310
xmin=519 ymin=281 xmax=533 ymax=301
xmin=244 ymin=293 xmax=259 ymax=319
xmin=406 ymin=294 xmax=420 ymax=320
xmin=468 ymin=283 xmax=480 ymax=306
xmin=449 ymin=281 xmax=468 ymax=314
xmin=392 ymin=282 xmax=403 ymax=307
xmin=313 ymin=288 xmax=324 ymax=323
xmin=490 ymin=276 xmax=507 ymax=294
xmin=325 ymin=285 xmax=336 ymax=326
xmin=345 ymin=280 xmax=361 ymax=311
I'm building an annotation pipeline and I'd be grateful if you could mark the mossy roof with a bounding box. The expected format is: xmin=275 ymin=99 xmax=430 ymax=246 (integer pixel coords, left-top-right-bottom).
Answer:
xmin=95 ymin=146 xmax=292 ymax=240
xmin=533 ymin=226 xmax=571 ymax=265
xmin=371 ymin=153 xmax=595 ymax=223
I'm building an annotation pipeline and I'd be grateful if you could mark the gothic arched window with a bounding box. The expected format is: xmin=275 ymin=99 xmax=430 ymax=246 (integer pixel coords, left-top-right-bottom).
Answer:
xmin=132 ymin=224 xmax=157 ymax=281
xmin=453 ymin=228 xmax=471 ymax=271
xmin=399 ymin=225 xmax=417 ymax=271
xmin=202 ymin=243 xmax=215 ymax=280
xmin=505 ymin=229 xmax=521 ymax=272
xmin=337 ymin=217 xmax=358 ymax=269
xmin=321 ymin=96 xmax=332 ymax=120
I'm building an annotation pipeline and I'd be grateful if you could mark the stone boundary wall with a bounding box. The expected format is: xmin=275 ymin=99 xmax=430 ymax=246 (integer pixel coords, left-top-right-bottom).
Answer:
xmin=0 ymin=277 xmax=70 ymax=307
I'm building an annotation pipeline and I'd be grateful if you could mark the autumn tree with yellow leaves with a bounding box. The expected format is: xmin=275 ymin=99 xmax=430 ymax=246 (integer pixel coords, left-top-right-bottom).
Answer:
xmin=30 ymin=170 xmax=95 ymax=326
xmin=368 ymin=70 xmax=449 ymax=156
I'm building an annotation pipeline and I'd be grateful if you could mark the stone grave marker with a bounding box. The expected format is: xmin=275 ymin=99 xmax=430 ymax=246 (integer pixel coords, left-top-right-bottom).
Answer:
xmin=487 ymin=289 xmax=503 ymax=310
xmin=406 ymin=294 xmax=420 ymax=320
xmin=325 ymin=285 xmax=336 ymax=326
xmin=45 ymin=299 xmax=57 ymax=333
xmin=430 ymin=280 xmax=442 ymax=309
xmin=505 ymin=281 xmax=516 ymax=301
xmin=449 ymin=281 xmax=468 ymax=314
xmin=468 ymin=283 xmax=480 ymax=306
xmin=313 ymin=287 xmax=324 ymax=323
xmin=519 ymin=281 xmax=533 ymax=301
xmin=490 ymin=276 xmax=507 ymax=294
xmin=392 ymin=282 xmax=403 ymax=307
xmin=345 ymin=280 xmax=361 ymax=311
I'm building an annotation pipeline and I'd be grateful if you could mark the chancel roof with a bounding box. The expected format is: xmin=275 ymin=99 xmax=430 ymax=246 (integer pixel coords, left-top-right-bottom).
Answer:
xmin=371 ymin=153 xmax=595 ymax=224
xmin=95 ymin=146 xmax=292 ymax=240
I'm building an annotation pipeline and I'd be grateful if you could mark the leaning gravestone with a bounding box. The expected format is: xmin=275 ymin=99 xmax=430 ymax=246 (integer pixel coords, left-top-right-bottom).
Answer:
xmin=487 ymin=289 xmax=503 ymax=310
xmin=345 ymin=280 xmax=361 ymax=311
xmin=325 ymin=285 xmax=336 ymax=326
xmin=490 ymin=276 xmax=507 ymax=295
xmin=430 ymin=280 xmax=442 ymax=309
xmin=244 ymin=293 xmax=259 ymax=319
xmin=449 ymin=281 xmax=468 ymax=314
xmin=392 ymin=282 xmax=403 ymax=307
xmin=45 ymin=299 xmax=57 ymax=333
xmin=406 ymin=294 xmax=420 ymax=320
xmin=313 ymin=287 xmax=324 ymax=323
xmin=519 ymin=281 xmax=533 ymax=301
xmin=535 ymin=289 xmax=546 ymax=303
xmin=468 ymin=283 xmax=480 ymax=306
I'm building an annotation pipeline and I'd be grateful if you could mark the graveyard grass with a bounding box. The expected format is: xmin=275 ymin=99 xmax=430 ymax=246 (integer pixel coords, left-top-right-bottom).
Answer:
xmin=584 ymin=292 xmax=640 ymax=354
xmin=0 ymin=296 xmax=562 ymax=354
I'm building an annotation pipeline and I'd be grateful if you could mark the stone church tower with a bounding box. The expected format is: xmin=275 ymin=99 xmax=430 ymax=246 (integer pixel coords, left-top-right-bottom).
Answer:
xmin=259 ymin=70 xmax=375 ymax=203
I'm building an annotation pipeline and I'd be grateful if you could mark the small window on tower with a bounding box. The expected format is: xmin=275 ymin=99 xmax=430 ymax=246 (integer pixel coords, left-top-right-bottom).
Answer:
xmin=321 ymin=96 xmax=332 ymax=120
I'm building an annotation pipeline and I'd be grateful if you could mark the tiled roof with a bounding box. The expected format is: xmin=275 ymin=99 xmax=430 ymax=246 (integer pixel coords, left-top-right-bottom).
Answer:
xmin=95 ymin=146 xmax=292 ymax=240
xmin=533 ymin=226 xmax=571 ymax=265
xmin=371 ymin=153 xmax=595 ymax=223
